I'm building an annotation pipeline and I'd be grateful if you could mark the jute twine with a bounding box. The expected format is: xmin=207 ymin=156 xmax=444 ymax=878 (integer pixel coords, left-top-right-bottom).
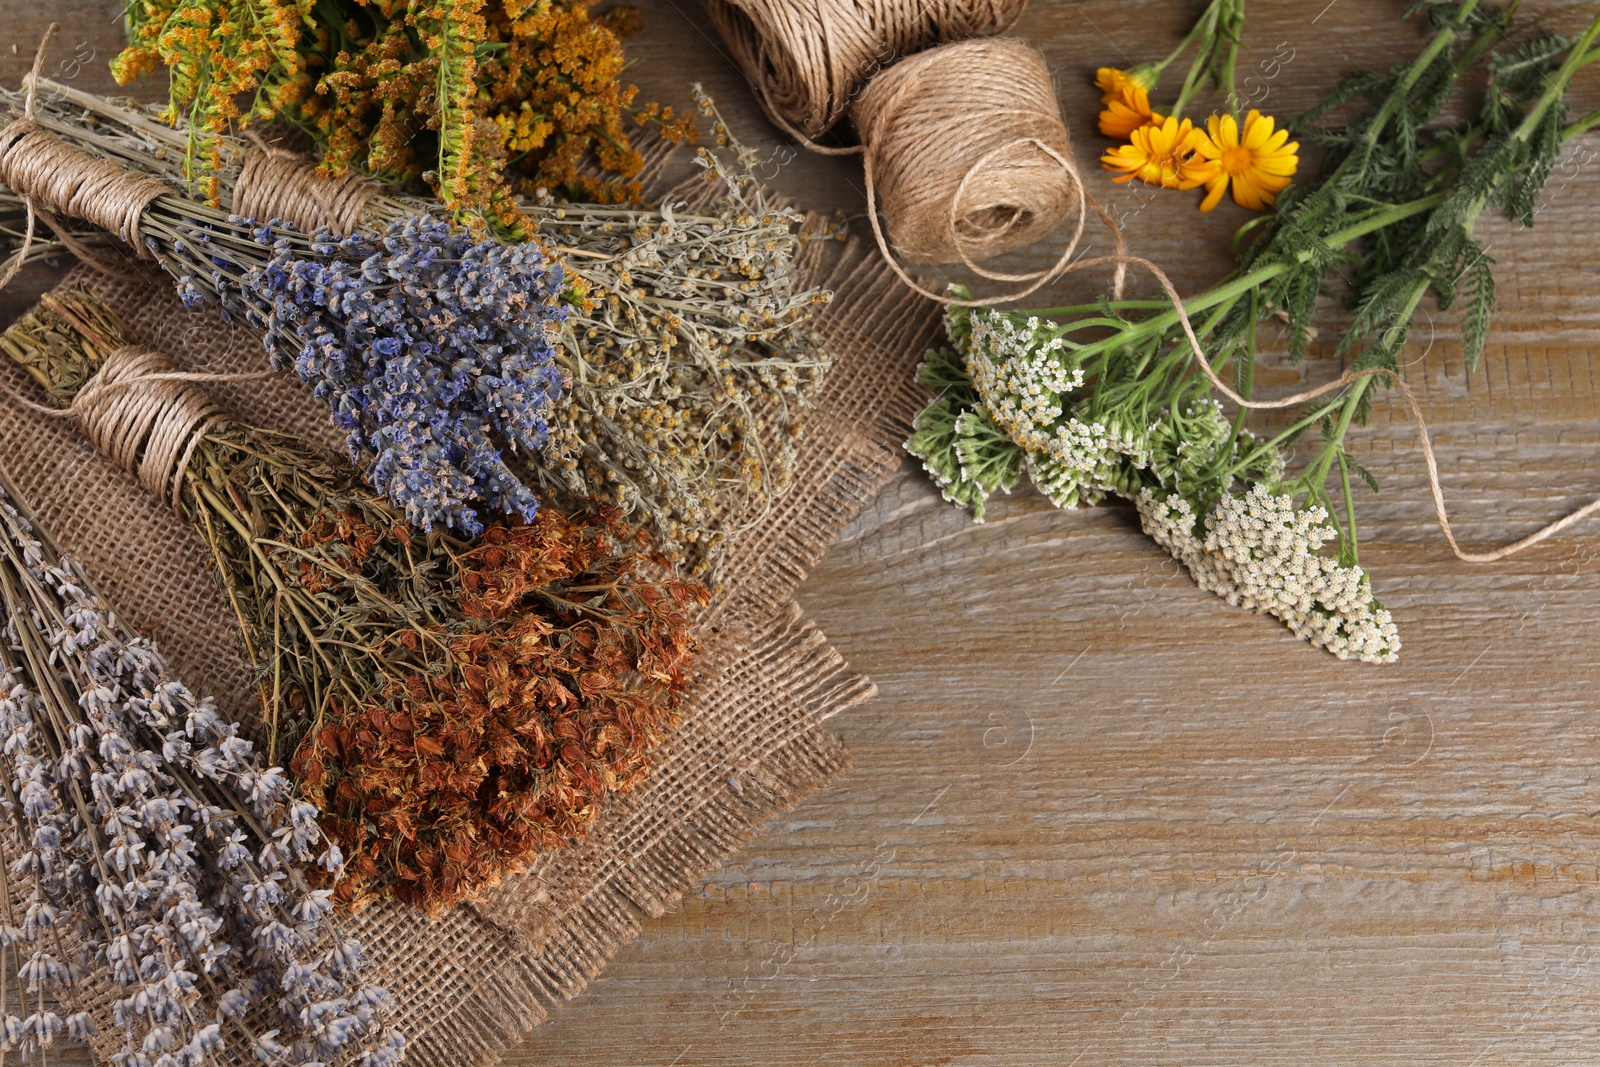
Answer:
xmin=0 ymin=24 xmax=166 ymax=292
xmin=850 ymin=38 xmax=1084 ymax=279
xmin=235 ymin=146 xmax=376 ymax=235
xmin=0 ymin=119 xmax=167 ymax=253
xmin=702 ymin=0 xmax=1029 ymax=138
xmin=2 ymin=347 xmax=278 ymax=508
xmin=705 ymin=0 xmax=1101 ymax=303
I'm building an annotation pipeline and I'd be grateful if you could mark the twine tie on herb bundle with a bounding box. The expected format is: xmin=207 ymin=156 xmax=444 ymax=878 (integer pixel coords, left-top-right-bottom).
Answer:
xmin=0 ymin=119 xmax=167 ymax=249
xmin=0 ymin=346 xmax=276 ymax=506
xmin=235 ymin=144 xmax=376 ymax=235
xmin=73 ymin=346 xmax=223 ymax=506
xmin=0 ymin=24 xmax=165 ymax=291
xmin=702 ymin=0 xmax=1030 ymax=138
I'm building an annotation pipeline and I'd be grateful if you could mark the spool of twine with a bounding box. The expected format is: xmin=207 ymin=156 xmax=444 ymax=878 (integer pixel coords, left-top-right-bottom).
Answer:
xmin=74 ymin=347 xmax=225 ymax=507
xmin=235 ymin=147 xmax=376 ymax=235
xmin=850 ymin=37 xmax=1079 ymax=270
xmin=703 ymin=0 xmax=1030 ymax=138
xmin=0 ymin=119 xmax=168 ymax=253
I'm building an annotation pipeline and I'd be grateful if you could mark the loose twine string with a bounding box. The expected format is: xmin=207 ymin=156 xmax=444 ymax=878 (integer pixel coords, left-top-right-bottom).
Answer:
xmin=3 ymin=347 xmax=275 ymax=508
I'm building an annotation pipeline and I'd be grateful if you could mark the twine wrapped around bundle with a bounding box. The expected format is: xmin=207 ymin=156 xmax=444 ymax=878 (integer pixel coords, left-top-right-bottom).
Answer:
xmin=235 ymin=145 xmax=377 ymax=235
xmin=0 ymin=118 xmax=166 ymax=250
xmin=72 ymin=345 xmax=224 ymax=506
xmin=850 ymin=38 xmax=1078 ymax=269
xmin=702 ymin=0 xmax=1029 ymax=138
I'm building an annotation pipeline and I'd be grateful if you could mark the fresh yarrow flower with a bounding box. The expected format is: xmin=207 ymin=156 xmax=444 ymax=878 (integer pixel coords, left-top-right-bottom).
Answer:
xmin=906 ymin=285 xmax=1393 ymax=661
xmin=0 ymin=474 xmax=404 ymax=1067
xmin=152 ymin=214 xmax=568 ymax=536
xmin=964 ymin=308 xmax=1086 ymax=453
xmin=1136 ymin=485 xmax=1401 ymax=663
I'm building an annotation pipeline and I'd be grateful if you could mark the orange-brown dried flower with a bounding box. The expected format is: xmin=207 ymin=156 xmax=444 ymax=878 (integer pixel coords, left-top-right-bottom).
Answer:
xmin=290 ymin=507 xmax=708 ymax=915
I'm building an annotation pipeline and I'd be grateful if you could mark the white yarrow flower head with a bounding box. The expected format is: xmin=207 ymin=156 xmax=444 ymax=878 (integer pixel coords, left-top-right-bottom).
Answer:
xmin=1137 ymin=484 xmax=1401 ymax=663
xmin=963 ymin=308 xmax=1088 ymax=454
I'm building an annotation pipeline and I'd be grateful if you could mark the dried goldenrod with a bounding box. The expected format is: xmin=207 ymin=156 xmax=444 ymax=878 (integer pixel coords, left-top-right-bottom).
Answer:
xmin=113 ymin=0 xmax=697 ymax=224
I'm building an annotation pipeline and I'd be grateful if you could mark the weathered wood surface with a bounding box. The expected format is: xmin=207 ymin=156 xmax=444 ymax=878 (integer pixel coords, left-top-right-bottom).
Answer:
xmin=6 ymin=1 xmax=1600 ymax=1064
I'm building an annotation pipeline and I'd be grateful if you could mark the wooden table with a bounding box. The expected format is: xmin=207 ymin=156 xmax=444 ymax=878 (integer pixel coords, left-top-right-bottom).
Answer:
xmin=6 ymin=2 xmax=1600 ymax=1063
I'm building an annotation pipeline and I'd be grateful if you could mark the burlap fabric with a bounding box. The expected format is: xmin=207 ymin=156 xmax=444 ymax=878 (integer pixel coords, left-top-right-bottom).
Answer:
xmin=0 ymin=208 xmax=939 ymax=1062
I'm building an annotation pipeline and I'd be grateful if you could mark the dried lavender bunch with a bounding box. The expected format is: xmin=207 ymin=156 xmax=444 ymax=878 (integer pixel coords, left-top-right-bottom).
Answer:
xmin=160 ymin=213 xmax=567 ymax=536
xmin=4 ymin=82 xmax=830 ymax=580
xmin=0 ymin=288 xmax=706 ymax=913
xmin=0 ymin=468 xmax=404 ymax=1067
xmin=0 ymin=101 xmax=568 ymax=537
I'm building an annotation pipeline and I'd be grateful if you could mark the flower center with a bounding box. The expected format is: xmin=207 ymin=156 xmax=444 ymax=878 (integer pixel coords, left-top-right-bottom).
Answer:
xmin=1221 ymin=145 xmax=1255 ymax=176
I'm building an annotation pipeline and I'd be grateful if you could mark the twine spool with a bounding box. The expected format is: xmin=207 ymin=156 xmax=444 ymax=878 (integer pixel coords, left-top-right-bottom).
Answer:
xmin=703 ymin=0 xmax=1029 ymax=138
xmin=850 ymin=37 xmax=1078 ymax=269
xmin=75 ymin=347 xmax=224 ymax=507
xmin=235 ymin=147 xmax=376 ymax=235
xmin=0 ymin=119 xmax=168 ymax=253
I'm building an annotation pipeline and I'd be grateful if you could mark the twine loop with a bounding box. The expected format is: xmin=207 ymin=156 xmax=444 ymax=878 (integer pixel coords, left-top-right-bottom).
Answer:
xmin=235 ymin=147 xmax=375 ymax=235
xmin=703 ymin=0 xmax=1029 ymax=139
xmin=73 ymin=347 xmax=227 ymax=507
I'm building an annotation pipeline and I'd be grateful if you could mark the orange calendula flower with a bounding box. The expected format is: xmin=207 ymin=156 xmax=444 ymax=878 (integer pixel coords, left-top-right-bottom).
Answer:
xmin=1197 ymin=110 xmax=1300 ymax=212
xmin=1101 ymin=116 xmax=1219 ymax=190
xmin=1095 ymin=66 xmax=1156 ymax=104
xmin=1098 ymin=82 xmax=1165 ymax=140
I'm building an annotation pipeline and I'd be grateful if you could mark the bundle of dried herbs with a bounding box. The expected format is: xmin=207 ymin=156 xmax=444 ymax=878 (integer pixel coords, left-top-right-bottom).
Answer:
xmin=0 ymin=105 xmax=570 ymax=535
xmin=112 ymin=0 xmax=696 ymax=223
xmin=2 ymin=83 xmax=830 ymax=580
xmin=909 ymin=0 xmax=1600 ymax=662
xmin=0 ymin=467 xmax=404 ymax=1067
xmin=0 ymin=288 xmax=707 ymax=914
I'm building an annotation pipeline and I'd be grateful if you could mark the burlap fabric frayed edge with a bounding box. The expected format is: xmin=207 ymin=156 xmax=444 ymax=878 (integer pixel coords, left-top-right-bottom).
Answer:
xmin=0 ymin=195 xmax=940 ymax=1064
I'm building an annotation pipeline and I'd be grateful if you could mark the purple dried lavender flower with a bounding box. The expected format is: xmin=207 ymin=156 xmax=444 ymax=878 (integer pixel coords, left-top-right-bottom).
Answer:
xmin=167 ymin=214 xmax=568 ymax=535
xmin=0 ymin=477 xmax=405 ymax=1067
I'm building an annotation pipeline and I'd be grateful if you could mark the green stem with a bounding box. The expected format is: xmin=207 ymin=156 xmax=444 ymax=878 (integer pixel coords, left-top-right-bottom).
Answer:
xmin=1302 ymin=375 xmax=1372 ymax=491
xmin=1219 ymin=395 xmax=1347 ymax=482
xmin=1151 ymin=4 xmax=1216 ymax=79
xmin=1515 ymin=20 xmax=1600 ymax=140
xmin=1567 ymin=105 xmax=1600 ymax=140
xmin=1028 ymin=193 xmax=1447 ymax=348
xmin=1335 ymin=448 xmax=1359 ymax=564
